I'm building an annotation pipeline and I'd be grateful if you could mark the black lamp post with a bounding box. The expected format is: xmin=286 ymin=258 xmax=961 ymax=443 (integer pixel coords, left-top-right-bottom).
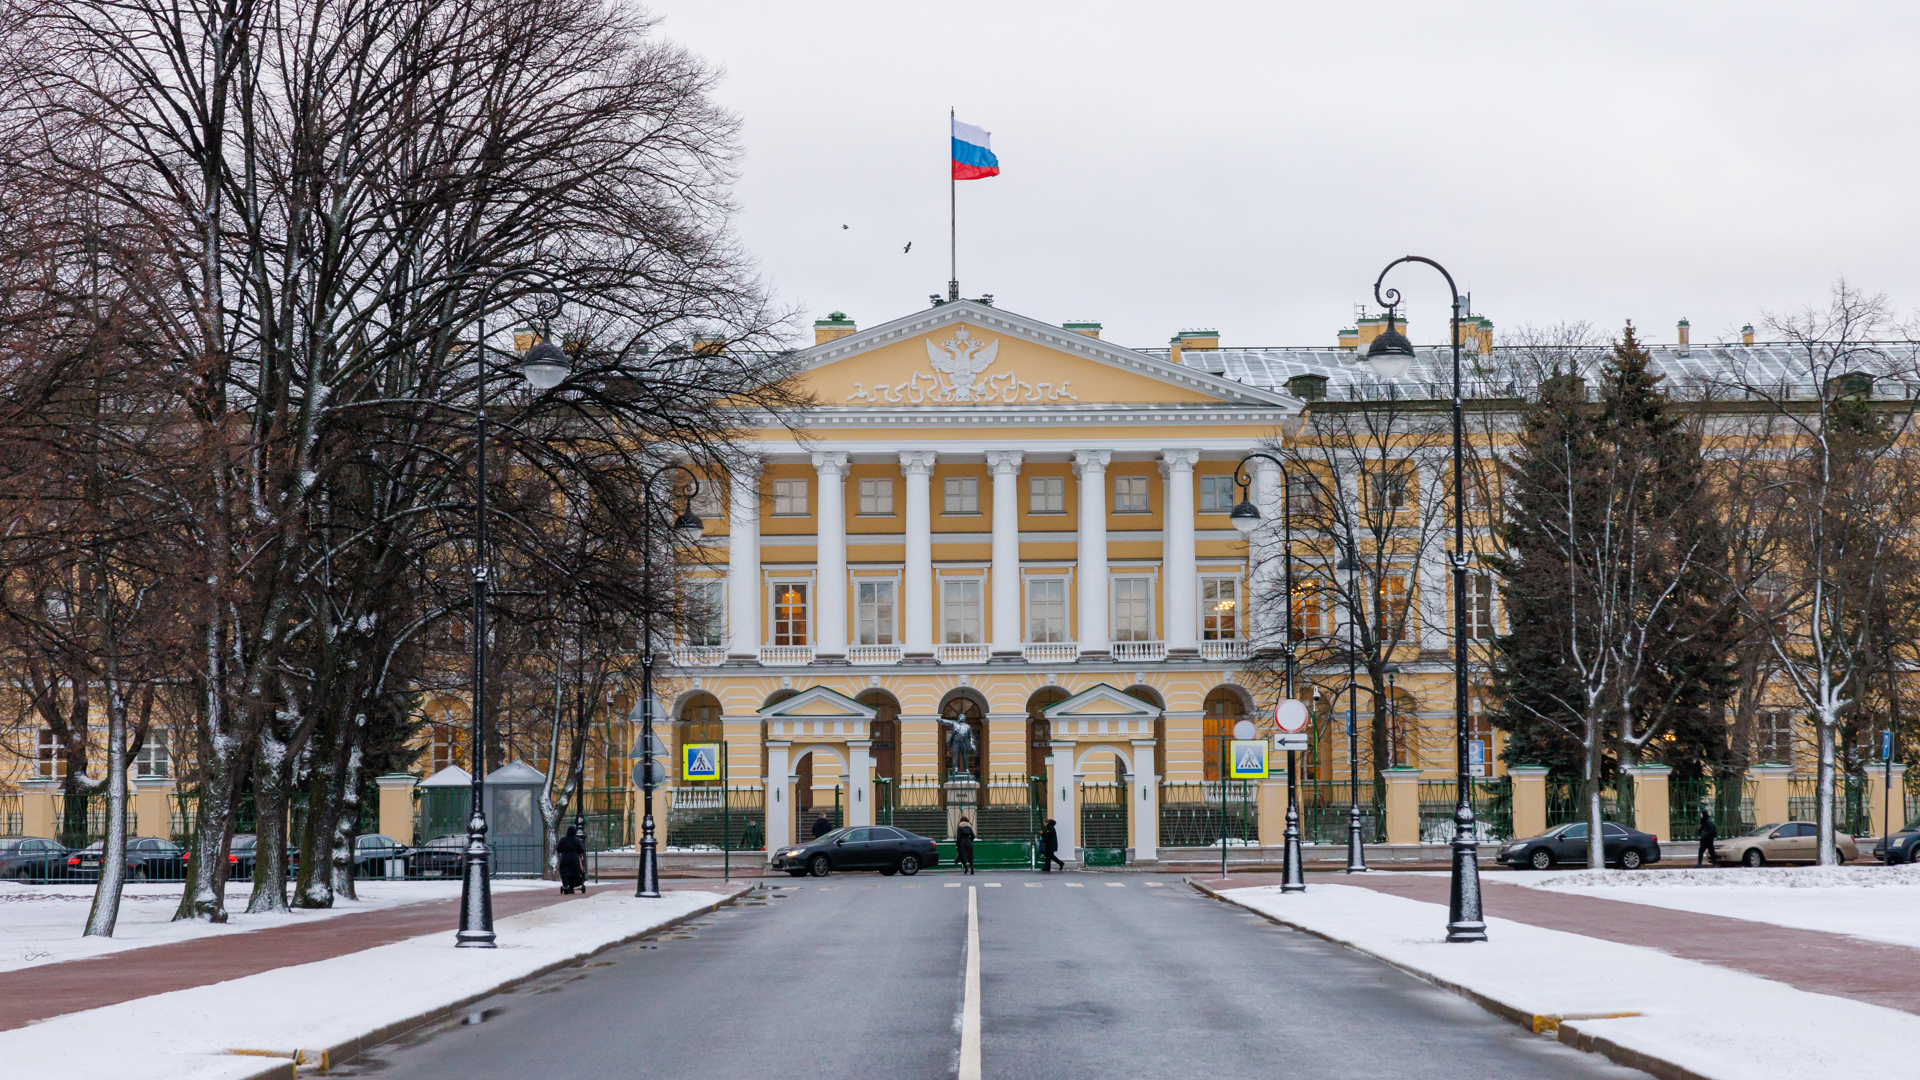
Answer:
xmin=635 ymin=465 xmax=706 ymax=899
xmin=1335 ymin=536 xmax=1367 ymax=873
xmin=1228 ymin=453 xmax=1304 ymax=893
xmin=1364 ymin=255 xmax=1487 ymax=943
xmin=459 ymin=276 xmax=574 ymax=949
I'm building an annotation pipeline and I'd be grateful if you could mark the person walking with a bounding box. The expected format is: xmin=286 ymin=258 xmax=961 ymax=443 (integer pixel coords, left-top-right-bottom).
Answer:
xmin=1697 ymin=810 xmax=1719 ymax=867
xmin=811 ymin=813 xmax=833 ymax=840
xmin=556 ymin=825 xmax=587 ymax=895
xmin=1040 ymin=818 xmax=1065 ymax=872
xmin=955 ymin=816 xmax=976 ymax=875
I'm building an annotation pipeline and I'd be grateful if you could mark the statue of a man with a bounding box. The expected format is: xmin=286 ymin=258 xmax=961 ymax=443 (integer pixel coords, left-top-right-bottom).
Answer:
xmin=938 ymin=716 xmax=978 ymax=778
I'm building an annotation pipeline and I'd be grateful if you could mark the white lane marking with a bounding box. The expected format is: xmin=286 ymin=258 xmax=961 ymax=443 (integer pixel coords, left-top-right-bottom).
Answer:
xmin=960 ymin=885 xmax=981 ymax=1080
xmin=946 ymin=882 xmax=963 ymax=888
xmin=984 ymin=882 xmax=1001 ymax=887
xmin=904 ymin=884 xmax=919 ymax=889
xmin=1065 ymin=883 xmax=1084 ymax=888
xmin=1024 ymin=882 xmax=1043 ymax=887
xmin=1106 ymin=882 xmax=1126 ymax=887
xmin=819 ymin=886 xmax=839 ymax=891
xmin=1143 ymin=882 xmax=1164 ymax=887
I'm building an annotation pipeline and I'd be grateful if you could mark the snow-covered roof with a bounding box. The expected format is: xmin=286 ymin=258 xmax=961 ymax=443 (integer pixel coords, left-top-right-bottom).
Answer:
xmin=1145 ymin=344 xmax=1920 ymax=403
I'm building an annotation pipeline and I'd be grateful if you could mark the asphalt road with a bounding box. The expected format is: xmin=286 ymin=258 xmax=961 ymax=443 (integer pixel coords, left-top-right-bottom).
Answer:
xmin=337 ymin=872 xmax=1648 ymax=1080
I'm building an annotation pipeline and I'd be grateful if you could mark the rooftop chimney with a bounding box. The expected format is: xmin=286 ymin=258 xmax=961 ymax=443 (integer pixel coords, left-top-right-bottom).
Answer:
xmin=1677 ymin=318 xmax=1690 ymax=357
xmin=1168 ymin=328 xmax=1219 ymax=365
xmin=814 ymin=311 xmax=857 ymax=346
xmin=1064 ymin=321 xmax=1102 ymax=340
xmin=1741 ymin=324 xmax=1755 ymax=346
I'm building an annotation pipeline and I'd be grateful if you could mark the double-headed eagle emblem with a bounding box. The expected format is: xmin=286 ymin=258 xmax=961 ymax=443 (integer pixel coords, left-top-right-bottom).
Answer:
xmin=925 ymin=325 xmax=1000 ymax=401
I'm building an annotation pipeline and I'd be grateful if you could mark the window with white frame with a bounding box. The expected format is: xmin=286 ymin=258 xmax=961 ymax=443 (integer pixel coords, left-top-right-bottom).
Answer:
xmin=1291 ymin=576 xmax=1331 ymax=639
xmin=1466 ymin=572 xmax=1495 ymax=640
xmin=771 ymin=581 xmax=810 ymax=645
xmin=685 ymin=579 xmax=725 ymax=647
xmin=430 ymin=724 xmax=457 ymax=774
xmin=1111 ymin=576 xmax=1154 ymax=641
xmin=1366 ymin=470 xmax=1408 ymax=512
xmin=1029 ymin=475 xmax=1066 ymax=514
xmin=856 ymin=580 xmax=896 ymax=645
xmin=1287 ymin=473 xmax=1320 ymax=514
xmin=1026 ymin=578 xmax=1069 ymax=642
xmin=943 ymin=477 xmax=980 ymax=514
xmin=858 ymin=478 xmax=894 ymax=515
xmin=942 ymin=578 xmax=984 ymax=643
xmin=1756 ymin=710 xmax=1795 ymax=765
xmin=36 ymin=728 xmax=56 ymax=777
xmin=1200 ymin=576 xmax=1240 ymax=640
xmin=134 ymin=734 xmax=170 ymax=779
xmin=690 ymin=483 xmax=723 ymax=519
xmin=1113 ymin=475 xmax=1149 ymax=513
xmin=771 ymin=478 xmax=808 ymax=516
xmin=1199 ymin=474 xmax=1236 ymax=513
xmin=1374 ymin=572 xmax=1413 ymax=641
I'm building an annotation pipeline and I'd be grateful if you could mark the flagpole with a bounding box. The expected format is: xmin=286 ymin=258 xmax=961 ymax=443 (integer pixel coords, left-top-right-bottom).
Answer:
xmin=948 ymin=106 xmax=958 ymax=301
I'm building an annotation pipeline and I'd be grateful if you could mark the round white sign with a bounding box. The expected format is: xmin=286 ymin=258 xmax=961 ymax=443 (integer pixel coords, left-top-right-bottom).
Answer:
xmin=1274 ymin=699 xmax=1310 ymax=734
xmin=1232 ymin=719 xmax=1257 ymax=741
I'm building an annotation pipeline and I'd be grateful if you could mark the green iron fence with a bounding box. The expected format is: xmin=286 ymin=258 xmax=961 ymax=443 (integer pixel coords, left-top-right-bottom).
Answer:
xmin=1079 ymin=781 xmax=1128 ymax=864
xmin=574 ymin=787 xmax=631 ymax=851
xmin=1417 ymin=779 xmax=1512 ymax=843
xmin=49 ymin=793 xmax=136 ymax=849
xmin=1668 ymin=776 xmax=1755 ymax=841
xmin=976 ymin=775 xmax=1041 ymax=842
xmin=1545 ymin=778 xmax=1633 ymax=829
xmin=1298 ymin=780 xmax=1381 ymax=845
xmin=883 ymin=777 xmax=948 ymax=840
xmin=795 ymin=785 xmax=845 ymax=842
xmin=665 ymin=786 xmax=766 ymax=850
xmin=1 ymin=794 xmax=20 ymax=837
xmin=1157 ymin=781 xmax=1257 ymax=847
xmin=1787 ymin=775 xmax=1872 ymax=835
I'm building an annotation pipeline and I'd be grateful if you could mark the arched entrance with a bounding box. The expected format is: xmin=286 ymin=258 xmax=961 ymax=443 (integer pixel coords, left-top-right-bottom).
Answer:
xmin=676 ymin=693 xmax=724 ymax=783
xmin=939 ymin=690 xmax=986 ymax=780
xmin=1202 ymin=686 xmax=1251 ymax=781
xmin=1025 ymin=688 xmax=1068 ymax=780
xmin=859 ymin=690 xmax=902 ymax=786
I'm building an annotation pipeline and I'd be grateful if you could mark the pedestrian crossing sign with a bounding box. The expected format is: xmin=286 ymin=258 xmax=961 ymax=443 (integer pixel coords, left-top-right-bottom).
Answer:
xmin=682 ymin=742 xmax=722 ymax=781
xmin=1227 ymin=739 xmax=1269 ymax=779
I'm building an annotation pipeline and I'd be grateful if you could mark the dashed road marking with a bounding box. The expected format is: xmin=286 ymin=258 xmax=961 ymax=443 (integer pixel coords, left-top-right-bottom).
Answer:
xmin=1024 ymin=883 xmax=1043 ymax=887
xmin=1144 ymin=882 xmax=1165 ymax=887
xmin=984 ymin=882 xmax=1001 ymax=888
xmin=1065 ymin=883 xmax=1084 ymax=888
xmin=945 ymin=883 xmax=963 ymax=888
xmin=1106 ymin=882 xmax=1126 ymax=887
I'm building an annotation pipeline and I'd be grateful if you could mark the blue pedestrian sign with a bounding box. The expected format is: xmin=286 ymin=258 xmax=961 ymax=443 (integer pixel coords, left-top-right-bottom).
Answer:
xmin=682 ymin=742 xmax=722 ymax=782
xmin=1227 ymin=739 xmax=1270 ymax=779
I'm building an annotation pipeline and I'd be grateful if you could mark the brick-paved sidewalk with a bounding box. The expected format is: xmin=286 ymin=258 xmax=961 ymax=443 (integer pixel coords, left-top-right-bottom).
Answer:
xmin=1198 ymin=871 xmax=1920 ymax=1018
xmin=0 ymin=879 xmax=726 ymax=1031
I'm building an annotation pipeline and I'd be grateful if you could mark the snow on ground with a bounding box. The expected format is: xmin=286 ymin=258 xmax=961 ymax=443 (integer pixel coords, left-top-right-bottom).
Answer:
xmin=1221 ymin=882 xmax=1920 ymax=1080
xmin=0 ymin=887 xmax=727 ymax=1080
xmin=0 ymin=879 xmax=553 ymax=973
xmin=1507 ymin=863 xmax=1920 ymax=950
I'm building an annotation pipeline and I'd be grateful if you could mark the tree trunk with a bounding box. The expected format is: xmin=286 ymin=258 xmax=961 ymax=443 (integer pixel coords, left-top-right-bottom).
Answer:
xmin=84 ymin=682 xmax=129 ymax=937
xmin=1816 ymin=712 xmax=1837 ymax=866
xmin=293 ymin=706 xmax=340 ymax=908
xmin=246 ymin=736 xmax=292 ymax=914
xmin=331 ymin=723 xmax=363 ymax=903
xmin=1586 ymin=725 xmax=1606 ymax=869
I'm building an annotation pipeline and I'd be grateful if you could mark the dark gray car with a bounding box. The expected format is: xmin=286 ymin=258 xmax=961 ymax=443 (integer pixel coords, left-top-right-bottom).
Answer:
xmin=1500 ymin=821 xmax=1662 ymax=870
xmin=0 ymin=837 xmax=70 ymax=882
xmin=770 ymin=826 xmax=939 ymax=878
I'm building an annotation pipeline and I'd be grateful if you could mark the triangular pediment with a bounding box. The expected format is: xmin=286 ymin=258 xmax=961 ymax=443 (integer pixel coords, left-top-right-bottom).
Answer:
xmin=759 ymin=686 xmax=877 ymax=721
xmin=798 ymin=302 xmax=1295 ymax=409
xmin=1043 ymin=683 xmax=1162 ymax=720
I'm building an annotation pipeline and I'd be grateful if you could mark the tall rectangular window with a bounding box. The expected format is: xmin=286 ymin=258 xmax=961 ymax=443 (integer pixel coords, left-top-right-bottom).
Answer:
xmin=1291 ymin=577 xmax=1330 ymax=639
xmin=36 ymin=728 xmax=55 ymax=777
xmin=1466 ymin=573 xmax=1495 ymax=640
xmin=1374 ymin=572 xmax=1412 ymax=641
xmin=1287 ymin=473 xmax=1320 ymax=514
xmin=1201 ymin=577 xmax=1240 ymax=640
xmin=857 ymin=580 xmax=896 ymax=645
xmin=1199 ymin=475 xmax=1235 ymax=513
xmin=134 ymin=734 xmax=170 ymax=779
xmin=1366 ymin=471 xmax=1408 ymax=512
xmin=943 ymin=477 xmax=980 ymax=514
xmin=858 ymin=478 xmax=894 ymax=515
xmin=430 ymin=725 xmax=456 ymax=774
xmin=772 ymin=479 xmax=808 ymax=516
xmin=1112 ymin=577 xmax=1154 ymax=641
xmin=1029 ymin=475 xmax=1065 ymax=514
xmin=1113 ymin=475 xmax=1149 ymax=513
xmin=772 ymin=582 xmax=809 ymax=645
xmin=943 ymin=579 xmax=983 ymax=643
xmin=687 ymin=579 xmax=725 ymax=647
xmin=1026 ymin=578 xmax=1068 ymax=642
xmin=1757 ymin=710 xmax=1794 ymax=765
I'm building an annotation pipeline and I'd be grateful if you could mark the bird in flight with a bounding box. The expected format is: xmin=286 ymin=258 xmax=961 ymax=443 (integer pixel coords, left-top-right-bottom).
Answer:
xmin=903 ymin=241 xmax=912 ymax=253
xmin=841 ymin=224 xmax=849 ymax=230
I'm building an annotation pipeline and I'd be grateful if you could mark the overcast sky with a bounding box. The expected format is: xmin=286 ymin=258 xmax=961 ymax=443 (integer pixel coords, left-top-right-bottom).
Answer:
xmin=648 ymin=2 xmax=1920 ymax=351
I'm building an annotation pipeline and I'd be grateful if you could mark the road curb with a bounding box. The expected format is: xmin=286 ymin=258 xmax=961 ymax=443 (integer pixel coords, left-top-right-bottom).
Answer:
xmin=225 ymin=883 xmax=755 ymax=1079
xmin=1186 ymin=878 xmax=1713 ymax=1080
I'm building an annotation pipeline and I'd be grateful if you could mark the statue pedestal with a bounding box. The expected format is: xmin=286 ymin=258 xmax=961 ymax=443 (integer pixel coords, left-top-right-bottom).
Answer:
xmin=945 ymin=778 xmax=980 ymax=838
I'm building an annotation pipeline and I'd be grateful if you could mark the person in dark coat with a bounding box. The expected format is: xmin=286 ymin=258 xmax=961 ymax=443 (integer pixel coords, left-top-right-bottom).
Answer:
xmin=811 ymin=814 xmax=833 ymax=840
xmin=556 ymin=825 xmax=587 ymax=894
xmin=955 ymin=816 xmax=976 ymax=875
xmin=1696 ymin=811 xmax=1719 ymax=866
xmin=1041 ymin=818 xmax=1065 ymax=872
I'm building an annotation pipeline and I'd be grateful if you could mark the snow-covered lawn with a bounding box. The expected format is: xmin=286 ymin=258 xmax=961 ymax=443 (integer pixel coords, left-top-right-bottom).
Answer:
xmin=1218 ymin=881 xmax=1920 ymax=1080
xmin=0 ymin=879 xmax=554 ymax=973
xmin=0 ymin=887 xmax=730 ymax=1080
xmin=1508 ymin=863 xmax=1920 ymax=950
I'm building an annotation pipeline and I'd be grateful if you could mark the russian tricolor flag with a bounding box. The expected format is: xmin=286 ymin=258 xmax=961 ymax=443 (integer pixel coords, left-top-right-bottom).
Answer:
xmin=951 ymin=119 xmax=999 ymax=180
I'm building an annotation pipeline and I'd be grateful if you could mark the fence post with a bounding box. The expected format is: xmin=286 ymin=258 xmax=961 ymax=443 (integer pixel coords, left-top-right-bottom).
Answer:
xmin=1623 ymin=764 xmax=1671 ymax=840
xmin=19 ymin=778 xmax=56 ymax=840
xmin=134 ymin=779 xmax=174 ymax=841
xmin=1130 ymin=738 xmax=1159 ymax=861
xmin=1382 ymin=768 xmax=1420 ymax=846
xmin=847 ymin=738 xmax=873 ymax=827
xmin=374 ymin=774 xmax=418 ymax=845
xmin=1258 ymin=769 xmax=1288 ymax=851
xmin=1868 ymin=763 xmax=1908 ymax=840
xmin=1750 ymin=764 xmax=1791 ymax=825
xmin=1508 ymin=766 xmax=1550 ymax=840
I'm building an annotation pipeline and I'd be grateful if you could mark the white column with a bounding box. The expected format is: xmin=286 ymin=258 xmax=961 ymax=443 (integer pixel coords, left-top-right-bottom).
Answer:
xmin=1073 ymin=450 xmax=1111 ymax=657
xmin=764 ymin=740 xmax=791 ymax=855
xmin=1051 ymin=740 xmax=1078 ymax=858
xmin=812 ymin=452 xmax=850 ymax=662
xmin=900 ymin=451 xmax=937 ymax=661
xmin=726 ymin=458 xmax=762 ymax=661
xmin=1132 ymin=738 xmax=1159 ymax=860
xmin=1250 ymin=457 xmax=1283 ymax=650
xmin=1160 ymin=449 xmax=1201 ymax=656
xmin=847 ymin=738 xmax=873 ymax=826
xmin=986 ymin=450 xmax=1024 ymax=661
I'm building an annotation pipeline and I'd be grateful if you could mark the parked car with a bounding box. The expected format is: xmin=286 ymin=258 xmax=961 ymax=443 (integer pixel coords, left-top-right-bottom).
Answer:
xmin=1714 ymin=821 xmax=1858 ymax=866
xmin=405 ymin=834 xmax=479 ymax=878
xmin=228 ymin=834 xmax=299 ymax=879
xmin=66 ymin=837 xmax=188 ymax=882
xmin=1500 ymin=821 xmax=1662 ymax=870
xmin=1871 ymin=818 xmax=1920 ymax=864
xmin=0 ymin=837 xmax=71 ymax=882
xmin=352 ymin=833 xmax=413 ymax=878
xmin=770 ymin=826 xmax=939 ymax=878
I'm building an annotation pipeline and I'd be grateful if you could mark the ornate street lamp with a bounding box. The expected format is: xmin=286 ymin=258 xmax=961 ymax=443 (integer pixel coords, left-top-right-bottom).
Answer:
xmin=1334 ymin=537 xmax=1367 ymax=873
xmin=634 ymin=464 xmax=706 ymax=899
xmin=459 ymin=273 xmax=573 ymax=949
xmin=1365 ymin=256 xmax=1487 ymax=943
xmin=1229 ymin=453 xmax=1304 ymax=893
